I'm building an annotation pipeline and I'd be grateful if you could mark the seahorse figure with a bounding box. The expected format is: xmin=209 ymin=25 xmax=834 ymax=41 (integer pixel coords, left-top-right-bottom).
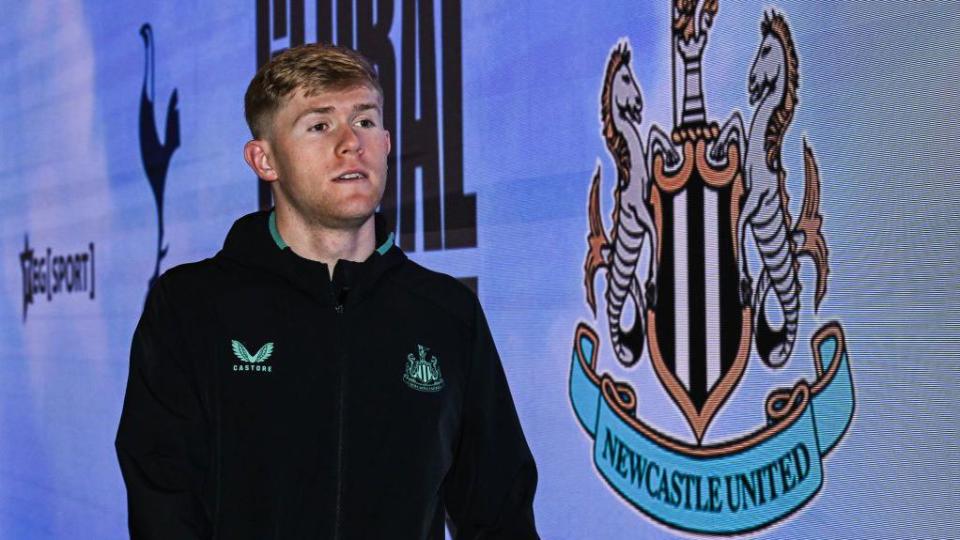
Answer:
xmin=709 ymin=12 xmax=829 ymax=367
xmin=585 ymin=41 xmax=678 ymax=367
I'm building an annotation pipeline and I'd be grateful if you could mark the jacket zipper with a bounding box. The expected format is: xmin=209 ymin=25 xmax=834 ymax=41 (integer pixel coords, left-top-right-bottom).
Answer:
xmin=332 ymin=297 xmax=345 ymax=540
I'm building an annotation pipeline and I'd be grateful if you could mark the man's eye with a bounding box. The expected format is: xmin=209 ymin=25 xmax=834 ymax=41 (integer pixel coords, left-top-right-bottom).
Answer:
xmin=309 ymin=122 xmax=328 ymax=132
xmin=356 ymin=119 xmax=375 ymax=128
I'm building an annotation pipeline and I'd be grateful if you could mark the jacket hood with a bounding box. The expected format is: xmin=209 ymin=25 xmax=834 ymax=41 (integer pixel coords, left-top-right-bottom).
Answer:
xmin=215 ymin=210 xmax=405 ymax=306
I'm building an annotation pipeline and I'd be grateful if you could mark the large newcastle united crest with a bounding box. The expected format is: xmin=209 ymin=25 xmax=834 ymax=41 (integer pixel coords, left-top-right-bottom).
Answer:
xmin=571 ymin=1 xmax=854 ymax=534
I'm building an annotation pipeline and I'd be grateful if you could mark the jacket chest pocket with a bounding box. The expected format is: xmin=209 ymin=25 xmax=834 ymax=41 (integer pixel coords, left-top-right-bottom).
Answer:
xmin=218 ymin=335 xmax=336 ymax=433
xmin=344 ymin=341 xmax=465 ymax=462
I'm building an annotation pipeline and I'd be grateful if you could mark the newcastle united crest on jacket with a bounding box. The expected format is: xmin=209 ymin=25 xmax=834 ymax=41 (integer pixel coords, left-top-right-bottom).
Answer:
xmin=404 ymin=344 xmax=445 ymax=393
xmin=571 ymin=1 xmax=854 ymax=534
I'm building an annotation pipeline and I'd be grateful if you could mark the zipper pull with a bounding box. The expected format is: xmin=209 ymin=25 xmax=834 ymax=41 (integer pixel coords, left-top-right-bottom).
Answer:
xmin=334 ymin=304 xmax=344 ymax=315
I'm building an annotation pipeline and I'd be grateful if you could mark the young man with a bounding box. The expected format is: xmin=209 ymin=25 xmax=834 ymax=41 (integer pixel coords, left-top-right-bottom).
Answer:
xmin=116 ymin=44 xmax=539 ymax=539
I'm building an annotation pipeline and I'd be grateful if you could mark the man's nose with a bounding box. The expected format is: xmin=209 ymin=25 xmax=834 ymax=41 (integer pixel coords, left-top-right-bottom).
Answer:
xmin=337 ymin=126 xmax=362 ymax=154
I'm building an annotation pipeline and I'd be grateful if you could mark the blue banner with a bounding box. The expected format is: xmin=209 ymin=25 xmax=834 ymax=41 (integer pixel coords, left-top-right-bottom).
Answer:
xmin=569 ymin=323 xmax=854 ymax=534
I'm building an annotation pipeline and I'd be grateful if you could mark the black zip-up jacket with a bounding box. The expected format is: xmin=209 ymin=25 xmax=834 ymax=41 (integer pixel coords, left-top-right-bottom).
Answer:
xmin=116 ymin=210 xmax=539 ymax=539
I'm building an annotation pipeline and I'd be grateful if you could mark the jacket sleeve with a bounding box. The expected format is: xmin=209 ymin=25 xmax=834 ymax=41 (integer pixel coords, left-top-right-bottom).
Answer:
xmin=442 ymin=300 xmax=539 ymax=539
xmin=115 ymin=278 xmax=211 ymax=539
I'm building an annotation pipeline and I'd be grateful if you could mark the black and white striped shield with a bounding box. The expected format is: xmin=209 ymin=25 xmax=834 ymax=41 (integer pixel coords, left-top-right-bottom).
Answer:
xmin=647 ymin=138 xmax=753 ymax=444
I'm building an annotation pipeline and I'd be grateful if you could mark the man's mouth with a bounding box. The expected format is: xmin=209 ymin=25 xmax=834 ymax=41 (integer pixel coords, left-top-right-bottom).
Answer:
xmin=334 ymin=170 xmax=368 ymax=182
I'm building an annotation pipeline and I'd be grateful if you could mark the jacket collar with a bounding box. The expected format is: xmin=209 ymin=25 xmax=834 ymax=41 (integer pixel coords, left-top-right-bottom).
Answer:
xmin=267 ymin=210 xmax=396 ymax=256
xmin=217 ymin=210 xmax=404 ymax=306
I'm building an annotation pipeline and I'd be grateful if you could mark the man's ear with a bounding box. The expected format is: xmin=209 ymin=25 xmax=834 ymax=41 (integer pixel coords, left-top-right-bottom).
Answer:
xmin=243 ymin=139 xmax=279 ymax=182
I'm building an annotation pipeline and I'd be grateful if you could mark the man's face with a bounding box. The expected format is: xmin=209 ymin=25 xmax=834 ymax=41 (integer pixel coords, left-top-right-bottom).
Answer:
xmin=265 ymin=85 xmax=390 ymax=229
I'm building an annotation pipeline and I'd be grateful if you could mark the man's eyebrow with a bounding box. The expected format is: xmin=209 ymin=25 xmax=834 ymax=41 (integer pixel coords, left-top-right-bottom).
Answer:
xmin=293 ymin=103 xmax=381 ymax=126
xmin=353 ymin=102 xmax=380 ymax=113
xmin=293 ymin=106 xmax=334 ymax=126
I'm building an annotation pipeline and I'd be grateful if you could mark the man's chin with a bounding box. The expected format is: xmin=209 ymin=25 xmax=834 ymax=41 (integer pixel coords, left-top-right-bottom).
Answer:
xmin=316 ymin=207 xmax=377 ymax=231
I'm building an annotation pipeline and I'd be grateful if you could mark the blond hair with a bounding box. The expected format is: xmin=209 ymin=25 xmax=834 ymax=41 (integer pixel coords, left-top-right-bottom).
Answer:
xmin=244 ymin=43 xmax=383 ymax=138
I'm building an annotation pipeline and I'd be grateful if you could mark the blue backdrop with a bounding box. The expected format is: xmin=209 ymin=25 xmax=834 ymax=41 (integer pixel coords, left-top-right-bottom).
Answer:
xmin=1 ymin=1 xmax=958 ymax=538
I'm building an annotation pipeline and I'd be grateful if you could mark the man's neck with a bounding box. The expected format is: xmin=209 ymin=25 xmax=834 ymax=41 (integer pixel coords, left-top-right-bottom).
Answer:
xmin=275 ymin=207 xmax=376 ymax=278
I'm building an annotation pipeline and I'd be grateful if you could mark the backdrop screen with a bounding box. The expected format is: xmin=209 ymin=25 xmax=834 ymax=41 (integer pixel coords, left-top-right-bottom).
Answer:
xmin=1 ymin=1 xmax=958 ymax=538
